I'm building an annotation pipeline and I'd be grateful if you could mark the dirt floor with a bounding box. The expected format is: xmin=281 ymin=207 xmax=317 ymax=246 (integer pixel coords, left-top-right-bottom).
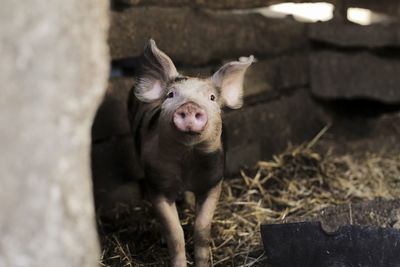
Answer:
xmin=97 ymin=111 xmax=400 ymax=267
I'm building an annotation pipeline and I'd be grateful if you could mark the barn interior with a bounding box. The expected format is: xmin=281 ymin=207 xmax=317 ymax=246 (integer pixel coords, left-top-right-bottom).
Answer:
xmin=91 ymin=0 xmax=400 ymax=266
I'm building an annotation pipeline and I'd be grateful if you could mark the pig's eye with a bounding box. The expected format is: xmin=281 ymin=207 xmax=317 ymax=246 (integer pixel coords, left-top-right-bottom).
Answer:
xmin=167 ymin=91 xmax=174 ymax=98
xmin=210 ymin=94 xmax=216 ymax=101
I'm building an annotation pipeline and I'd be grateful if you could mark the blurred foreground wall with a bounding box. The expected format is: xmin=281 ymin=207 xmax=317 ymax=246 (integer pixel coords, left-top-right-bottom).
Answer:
xmin=0 ymin=1 xmax=109 ymax=267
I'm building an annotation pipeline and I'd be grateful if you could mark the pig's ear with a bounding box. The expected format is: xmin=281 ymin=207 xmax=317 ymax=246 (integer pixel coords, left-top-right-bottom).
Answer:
xmin=211 ymin=56 xmax=253 ymax=109
xmin=135 ymin=39 xmax=179 ymax=102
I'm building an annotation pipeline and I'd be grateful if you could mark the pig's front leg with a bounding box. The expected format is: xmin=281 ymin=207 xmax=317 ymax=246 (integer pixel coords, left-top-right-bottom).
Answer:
xmin=152 ymin=195 xmax=187 ymax=267
xmin=194 ymin=181 xmax=222 ymax=267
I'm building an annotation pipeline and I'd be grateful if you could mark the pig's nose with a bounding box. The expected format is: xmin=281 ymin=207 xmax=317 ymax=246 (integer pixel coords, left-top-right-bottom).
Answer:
xmin=173 ymin=103 xmax=207 ymax=133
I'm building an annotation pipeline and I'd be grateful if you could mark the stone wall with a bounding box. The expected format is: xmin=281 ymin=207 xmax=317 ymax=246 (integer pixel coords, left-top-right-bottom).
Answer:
xmin=112 ymin=0 xmax=400 ymax=16
xmin=92 ymin=0 xmax=400 ymax=208
xmin=0 ymin=1 xmax=109 ymax=267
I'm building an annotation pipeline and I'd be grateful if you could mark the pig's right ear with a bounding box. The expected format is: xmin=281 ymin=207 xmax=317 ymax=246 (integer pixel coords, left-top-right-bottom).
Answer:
xmin=135 ymin=39 xmax=178 ymax=102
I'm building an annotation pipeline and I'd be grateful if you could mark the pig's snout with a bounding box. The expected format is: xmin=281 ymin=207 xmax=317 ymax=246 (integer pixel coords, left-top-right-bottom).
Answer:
xmin=173 ymin=103 xmax=207 ymax=133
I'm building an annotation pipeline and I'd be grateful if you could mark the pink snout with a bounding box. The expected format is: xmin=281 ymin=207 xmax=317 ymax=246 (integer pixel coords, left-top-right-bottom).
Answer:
xmin=173 ymin=103 xmax=207 ymax=133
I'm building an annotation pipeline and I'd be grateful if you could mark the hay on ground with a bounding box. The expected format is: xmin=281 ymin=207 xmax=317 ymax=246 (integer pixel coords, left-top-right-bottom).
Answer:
xmin=98 ymin=126 xmax=400 ymax=266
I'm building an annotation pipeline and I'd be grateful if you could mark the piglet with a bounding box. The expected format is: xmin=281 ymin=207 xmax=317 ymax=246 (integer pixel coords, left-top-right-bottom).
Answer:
xmin=128 ymin=39 xmax=253 ymax=267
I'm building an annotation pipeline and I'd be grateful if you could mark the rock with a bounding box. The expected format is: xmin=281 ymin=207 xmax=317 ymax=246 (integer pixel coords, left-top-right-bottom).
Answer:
xmin=275 ymin=55 xmax=309 ymax=90
xmin=310 ymin=51 xmax=400 ymax=103
xmin=112 ymin=0 xmax=283 ymax=8
xmin=91 ymin=137 xmax=143 ymax=211
xmin=243 ymin=60 xmax=276 ymax=97
xmin=309 ymin=22 xmax=400 ymax=48
xmin=0 ymin=0 xmax=109 ymax=267
xmin=91 ymin=78 xmax=143 ymax=211
xmin=106 ymin=77 xmax=136 ymax=103
xmin=112 ymin=0 xmax=400 ymax=16
xmin=113 ymin=0 xmax=190 ymax=7
xmin=282 ymin=199 xmax=400 ymax=231
xmin=319 ymin=111 xmax=400 ymax=157
xmin=109 ymin=7 xmax=308 ymax=64
xmin=243 ymin=55 xmax=309 ymax=97
xmin=223 ymin=89 xmax=330 ymax=174
xmin=345 ymin=0 xmax=400 ymax=17
xmin=92 ymin=77 xmax=135 ymax=142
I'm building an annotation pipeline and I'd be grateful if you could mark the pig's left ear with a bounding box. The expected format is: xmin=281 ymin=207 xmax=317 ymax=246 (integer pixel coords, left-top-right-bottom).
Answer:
xmin=211 ymin=56 xmax=253 ymax=109
xmin=135 ymin=39 xmax=179 ymax=102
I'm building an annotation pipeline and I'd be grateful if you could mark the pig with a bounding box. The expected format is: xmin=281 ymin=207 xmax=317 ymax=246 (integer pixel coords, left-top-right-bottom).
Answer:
xmin=127 ymin=39 xmax=253 ymax=267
